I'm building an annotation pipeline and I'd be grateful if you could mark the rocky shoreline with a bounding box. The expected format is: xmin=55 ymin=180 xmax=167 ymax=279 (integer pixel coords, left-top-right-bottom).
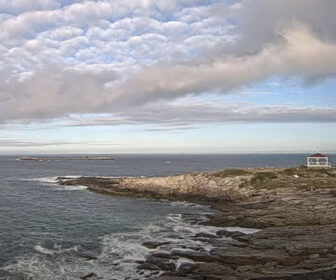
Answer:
xmin=58 ymin=167 xmax=336 ymax=280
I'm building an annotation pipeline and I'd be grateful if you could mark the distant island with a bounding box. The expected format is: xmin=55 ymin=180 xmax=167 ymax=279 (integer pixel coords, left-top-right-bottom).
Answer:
xmin=58 ymin=166 xmax=336 ymax=280
xmin=18 ymin=156 xmax=114 ymax=161
xmin=18 ymin=157 xmax=50 ymax=161
xmin=76 ymin=156 xmax=114 ymax=160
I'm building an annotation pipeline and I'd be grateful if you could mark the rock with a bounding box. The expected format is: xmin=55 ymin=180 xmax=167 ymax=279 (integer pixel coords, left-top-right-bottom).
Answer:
xmin=177 ymin=263 xmax=198 ymax=274
xmin=194 ymin=232 xmax=219 ymax=239
xmin=322 ymin=268 xmax=336 ymax=280
xmin=152 ymin=277 xmax=192 ymax=280
xmin=80 ymin=272 xmax=100 ymax=280
xmin=77 ymin=156 xmax=114 ymax=160
xmin=19 ymin=157 xmax=43 ymax=161
xmin=189 ymin=276 xmax=234 ymax=280
xmin=209 ymin=246 xmax=296 ymax=267
xmin=189 ymin=262 xmax=237 ymax=276
xmin=58 ymin=167 xmax=336 ymax=279
xmin=138 ymin=263 xmax=160 ymax=271
xmin=158 ymin=262 xmax=176 ymax=272
xmin=145 ymin=256 xmax=176 ymax=271
xmin=216 ymin=230 xmax=246 ymax=239
xmin=171 ymin=250 xmax=217 ymax=262
xmin=142 ymin=241 xmax=170 ymax=249
xmin=76 ymin=251 xmax=98 ymax=260
xmin=151 ymin=252 xmax=179 ymax=260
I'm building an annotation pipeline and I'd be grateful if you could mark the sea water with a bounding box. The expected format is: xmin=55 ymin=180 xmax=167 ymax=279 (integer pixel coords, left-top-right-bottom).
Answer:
xmin=0 ymin=154 xmax=334 ymax=279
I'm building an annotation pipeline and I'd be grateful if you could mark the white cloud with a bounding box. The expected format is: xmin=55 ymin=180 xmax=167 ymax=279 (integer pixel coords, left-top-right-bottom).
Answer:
xmin=0 ymin=0 xmax=60 ymax=14
xmin=38 ymin=26 xmax=83 ymax=41
xmin=1 ymin=22 xmax=336 ymax=123
xmin=63 ymin=101 xmax=336 ymax=129
xmin=0 ymin=0 xmax=335 ymax=126
xmin=107 ymin=24 xmax=336 ymax=106
xmin=225 ymin=0 xmax=336 ymax=55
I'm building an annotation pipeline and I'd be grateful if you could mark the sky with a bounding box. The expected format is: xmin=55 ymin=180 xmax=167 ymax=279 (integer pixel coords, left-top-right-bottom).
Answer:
xmin=0 ymin=0 xmax=335 ymax=154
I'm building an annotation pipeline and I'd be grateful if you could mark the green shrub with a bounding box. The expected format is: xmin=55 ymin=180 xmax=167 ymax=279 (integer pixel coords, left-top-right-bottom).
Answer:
xmin=283 ymin=168 xmax=296 ymax=175
xmin=212 ymin=169 xmax=251 ymax=178
xmin=251 ymin=172 xmax=278 ymax=187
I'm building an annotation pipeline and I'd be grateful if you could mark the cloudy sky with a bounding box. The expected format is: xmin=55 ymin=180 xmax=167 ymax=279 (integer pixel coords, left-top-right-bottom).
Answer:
xmin=0 ymin=0 xmax=335 ymax=154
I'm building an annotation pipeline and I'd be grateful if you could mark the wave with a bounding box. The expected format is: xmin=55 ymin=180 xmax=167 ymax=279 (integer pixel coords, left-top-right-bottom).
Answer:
xmin=3 ymin=226 xmax=161 ymax=280
xmin=1 ymin=203 xmax=259 ymax=280
xmin=170 ymin=200 xmax=209 ymax=208
xmin=22 ymin=176 xmax=58 ymax=184
xmin=34 ymin=245 xmax=57 ymax=256
xmin=24 ymin=176 xmax=88 ymax=191
xmin=221 ymin=226 xmax=260 ymax=234
xmin=58 ymin=185 xmax=88 ymax=191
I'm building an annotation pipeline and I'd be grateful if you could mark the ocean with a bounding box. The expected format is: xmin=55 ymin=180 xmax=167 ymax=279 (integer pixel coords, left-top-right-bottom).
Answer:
xmin=0 ymin=154 xmax=334 ymax=279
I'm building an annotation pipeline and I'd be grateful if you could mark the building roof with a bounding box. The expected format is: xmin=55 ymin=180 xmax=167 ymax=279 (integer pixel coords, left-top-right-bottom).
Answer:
xmin=308 ymin=153 xmax=327 ymax=158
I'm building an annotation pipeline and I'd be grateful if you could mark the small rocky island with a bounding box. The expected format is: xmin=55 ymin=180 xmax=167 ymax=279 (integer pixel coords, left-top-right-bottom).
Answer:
xmin=76 ymin=156 xmax=114 ymax=160
xmin=58 ymin=167 xmax=336 ymax=280
xmin=18 ymin=156 xmax=54 ymax=161
xmin=18 ymin=156 xmax=114 ymax=161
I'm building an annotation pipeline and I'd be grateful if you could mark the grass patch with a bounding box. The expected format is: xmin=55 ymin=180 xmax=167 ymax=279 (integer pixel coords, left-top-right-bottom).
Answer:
xmin=308 ymin=168 xmax=336 ymax=176
xmin=211 ymin=169 xmax=251 ymax=178
xmin=250 ymin=172 xmax=278 ymax=189
xmin=283 ymin=168 xmax=297 ymax=175
xmin=282 ymin=166 xmax=336 ymax=178
xmin=253 ymin=172 xmax=278 ymax=180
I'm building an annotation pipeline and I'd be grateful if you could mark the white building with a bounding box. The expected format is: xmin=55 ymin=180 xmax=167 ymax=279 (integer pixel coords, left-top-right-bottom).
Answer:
xmin=307 ymin=153 xmax=332 ymax=168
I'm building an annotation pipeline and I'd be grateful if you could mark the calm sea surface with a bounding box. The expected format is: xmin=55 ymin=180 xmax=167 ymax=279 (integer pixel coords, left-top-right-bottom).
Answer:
xmin=0 ymin=154 xmax=335 ymax=279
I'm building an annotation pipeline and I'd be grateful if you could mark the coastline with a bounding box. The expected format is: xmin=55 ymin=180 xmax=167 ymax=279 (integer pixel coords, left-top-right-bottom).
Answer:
xmin=58 ymin=167 xmax=336 ymax=280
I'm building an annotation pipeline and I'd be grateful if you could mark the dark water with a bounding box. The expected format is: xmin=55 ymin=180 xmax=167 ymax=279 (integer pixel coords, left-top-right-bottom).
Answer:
xmin=0 ymin=154 xmax=334 ymax=279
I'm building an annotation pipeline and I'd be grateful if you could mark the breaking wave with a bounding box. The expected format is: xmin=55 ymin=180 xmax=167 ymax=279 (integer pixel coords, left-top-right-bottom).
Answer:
xmin=2 ymin=204 xmax=260 ymax=280
xmin=24 ymin=176 xmax=88 ymax=191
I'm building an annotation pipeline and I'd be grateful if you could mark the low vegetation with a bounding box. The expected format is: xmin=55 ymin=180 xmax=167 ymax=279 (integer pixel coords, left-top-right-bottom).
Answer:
xmin=249 ymin=172 xmax=278 ymax=189
xmin=210 ymin=169 xmax=251 ymax=178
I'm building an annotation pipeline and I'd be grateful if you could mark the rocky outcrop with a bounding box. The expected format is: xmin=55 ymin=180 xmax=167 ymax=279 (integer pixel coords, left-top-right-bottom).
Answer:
xmin=145 ymin=224 xmax=336 ymax=280
xmin=58 ymin=168 xmax=258 ymax=202
xmin=57 ymin=167 xmax=336 ymax=280
xmin=77 ymin=156 xmax=114 ymax=160
xmin=18 ymin=156 xmax=114 ymax=161
xmin=18 ymin=157 xmax=46 ymax=161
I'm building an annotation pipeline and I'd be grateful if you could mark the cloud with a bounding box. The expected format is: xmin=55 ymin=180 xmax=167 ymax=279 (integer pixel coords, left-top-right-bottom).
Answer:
xmin=63 ymin=101 xmax=336 ymax=130
xmin=0 ymin=139 xmax=82 ymax=147
xmin=107 ymin=24 xmax=336 ymax=106
xmin=0 ymin=65 xmax=117 ymax=121
xmin=0 ymin=0 xmax=335 ymax=126
xmin=1 ymin=22 xmax=336 ymax=122
xmin=228 ymin=0 xmax=336 ymax=55
xmin=38 ymin=26 xmax=83 ymax=41
xmin=0 ymin=0 xmax=60 ymax=14
xmin=0 ymin=139 xmax=119 ymax=147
